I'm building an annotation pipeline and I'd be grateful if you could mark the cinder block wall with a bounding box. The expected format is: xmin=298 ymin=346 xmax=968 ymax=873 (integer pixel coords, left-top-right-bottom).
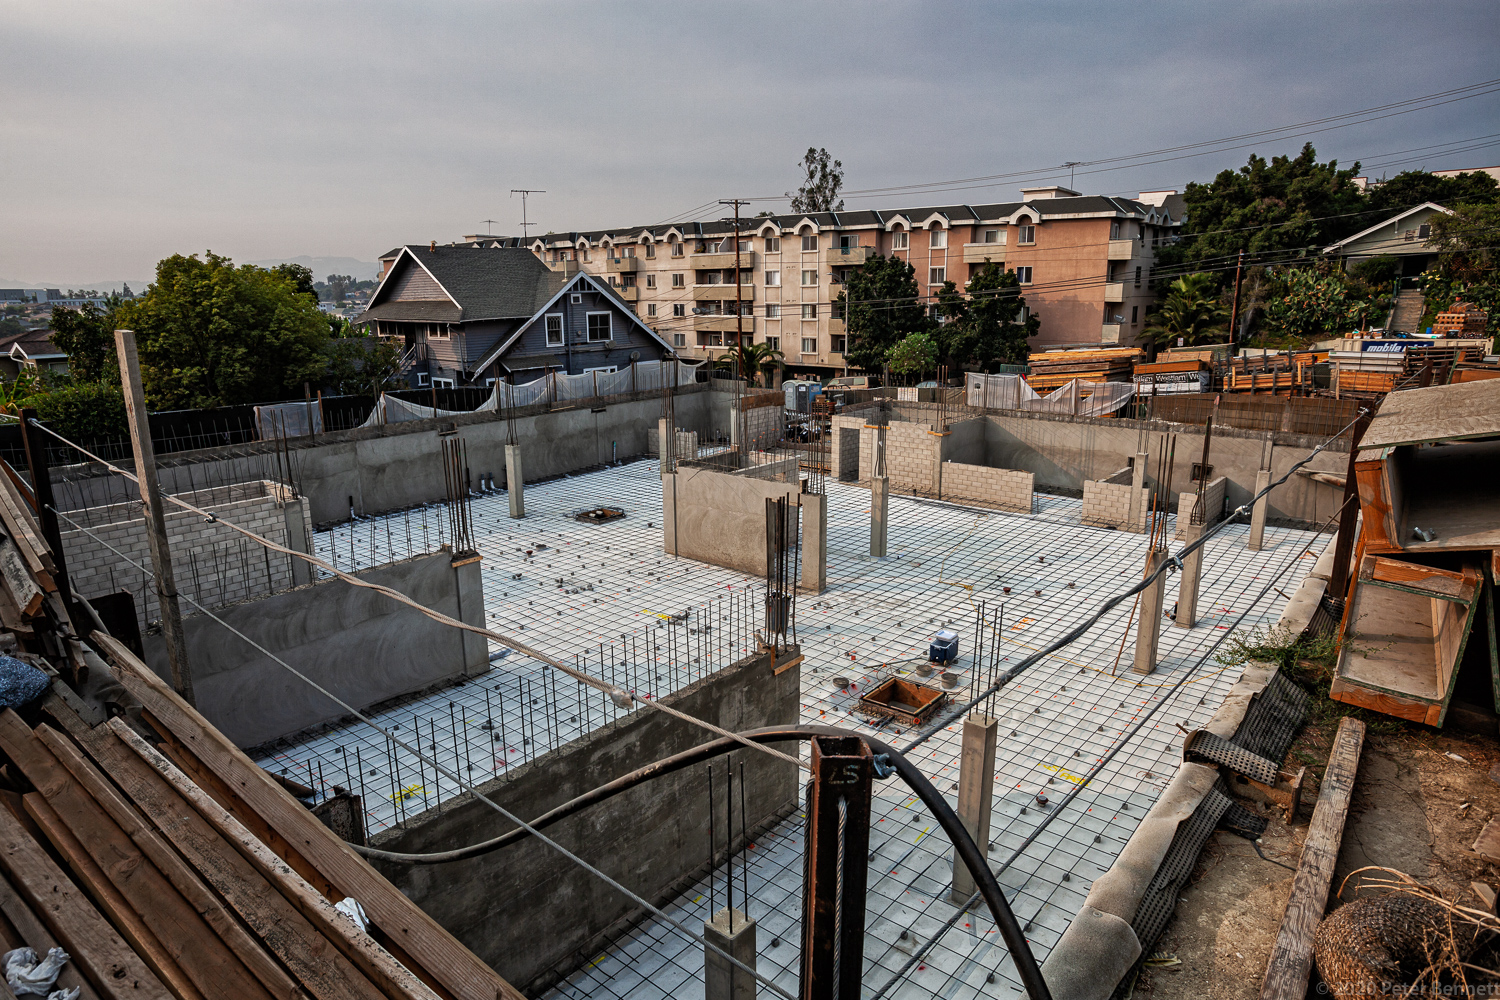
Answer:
xmin=940 ymin=462 xmax=1035 ymax=513
xmin=1081 ymin=477 xmax=1150 ymax=533
xmin=60 ymin=481 xmax=313 ymax=631
xmin=735 ymin=401 xmax=783 ymax=451
xmin=142 ymin=549 xmax=486 ymax=747
xmin=1175 ymin=476 xmax=1229 ymax=539
xmin=883 ymin=421 xmax=938 ymax=491
xmin=831 ymin=414 xmax=864 ymax=480
xmin=370 ymin=647 xmax=802 ymax=997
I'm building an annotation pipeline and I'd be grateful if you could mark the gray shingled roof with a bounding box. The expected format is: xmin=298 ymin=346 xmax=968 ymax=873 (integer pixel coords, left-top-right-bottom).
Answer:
xmin=364 ymin=246 xmax=567 ymax=322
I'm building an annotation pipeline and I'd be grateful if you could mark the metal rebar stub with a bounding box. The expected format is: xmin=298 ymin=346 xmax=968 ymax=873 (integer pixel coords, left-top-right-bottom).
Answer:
xmin=799 ymin=735 xmax=872 ymax=1000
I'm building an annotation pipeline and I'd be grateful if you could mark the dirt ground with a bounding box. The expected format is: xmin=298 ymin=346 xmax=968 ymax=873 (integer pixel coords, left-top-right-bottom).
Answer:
xmin=1136 ymin=711 xmax=1500 ymax=999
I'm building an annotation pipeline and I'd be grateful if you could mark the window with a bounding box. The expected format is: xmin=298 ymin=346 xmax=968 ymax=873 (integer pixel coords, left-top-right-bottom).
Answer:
xmin=1110 ymin=222 xmax=1120 ymax=238
xmin=415 ymin=371 xmax=429 ymax=387
xmin=892 ymin=231 xmax=909 ymax=250
xmin=428 ymin=323 xmax=449 ymax=339
xmin=673 ymin=303 xmax=686 ymax=317
xmin=765 ymin=304 xmax=781 ymax=318
xmin=433 ymin=378 xmax=455 ymax=389
xmin=1418 ymin=223 xmax=1431 ymax=240
xmin=739 ymin=239 xmax=751 ymax=252
xmin=801 ymin=234 xmax=817 ymax=252
xmin=1015 ymin=266 xmax=1032 ymax=284
xmin=645 ymin=274 xmax=656 ymax=288
xmin=838 ymin=235 xmax=856 ymax=249
xmin=765 ymin=236 xmax=781 ymax=252
xmin=801 ymin=337 xmax=817 ymax=353
xmin=1134 ymin=266 xmax=1142 ymax=287
xmin=763 ymin=335 xmax=779 ymax=351
xmin=983 ymin=229 xmax=1000 ymax=244
xmin=587 ymin=313 xmax=612 ymax=341
xmin=671 ymin=242 xmax=684 ymax=257
xmin=740 ymin=269 xmax=753 ymax=285
xmin=545 ymin=314 xmax=564 ymax=346
xmin=645 ymin=244 xmax=656 ymax=258
xmin=1131 ymin=306 xmax=1139 ymax=324
xmin=832 ymin=301 xmax=845 ymax=319
xmin=831 ymin=334 xmax=847 ymax=353
xmin=802 ymin=304 xmax=817 ymax=320
xmin=622 ymin=247 xmax=634 ymax=258
xmin=801 ymin=269 xmax=818 ymax=286
xmin=929 ymin=266 xmax=946 ymax=284
xmin=570 ymin=293 xmax=582 ymax=304
xmin=673 ymin=333 xmax=686 ymax=347
xmin=1017 ymin=225 xmax=1035 ymax=245
xmin=607 ymin=276 xmax=618 ymax=287
xmin=930 ymin=228 xmax=948 ymax=248
xmin=765 ymin=269 xmax=781 ymax=286
xmin=647 ymin=303 xmax=657 ymax=317
xmin=672 ymin=273 xmax=685 ymax=288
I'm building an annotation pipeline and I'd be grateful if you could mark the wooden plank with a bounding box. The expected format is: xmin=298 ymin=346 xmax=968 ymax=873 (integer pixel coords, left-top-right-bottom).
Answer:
xmin=0 ymin=866 xmax=101 ymax=1000
xmin=0 ymin=466 xmax=56 ymax=577
xmin=32 ymin=720 xmax=311 ymax=1000
xmin=0 ymin=711 xmax=278 ymax=1000
xmin=105 ymin=718 xmax=436 ymax=1000
xmin=0 ymin=536 xmax=43 ymax=617
xmin=22 ymin=792 xmax=204 ymax=1000
xmin=93 ymin=632 xmax=521 ymax=1000
xmin=0 ymin=791 xmax=169 ymax=1000
xmin=1259 ymin=716 xmax=1367 ymax=1000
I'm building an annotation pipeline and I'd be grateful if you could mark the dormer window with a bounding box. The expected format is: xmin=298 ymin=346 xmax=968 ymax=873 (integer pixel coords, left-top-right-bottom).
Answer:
xmin=930 ymin=228 xmax=948 ymax=249
xmin=1018 ymin=225 xmax=1036 ymax=245
xmin=892 ymin=231 xmax=909 ymax=250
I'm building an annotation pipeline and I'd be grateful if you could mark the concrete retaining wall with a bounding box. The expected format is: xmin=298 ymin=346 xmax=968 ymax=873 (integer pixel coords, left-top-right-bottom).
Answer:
xmin=143 ymin=549 xmax=487 ymax=748
xmin=939 ymin=462 xmax=1034 ymax=512
xmin=369 ymin=647 xmax=801 ymax=996
xmin=61 ymin=481 xmax=313 ymax=631
xmin=661 ymin=465 xmax=800 ymax=576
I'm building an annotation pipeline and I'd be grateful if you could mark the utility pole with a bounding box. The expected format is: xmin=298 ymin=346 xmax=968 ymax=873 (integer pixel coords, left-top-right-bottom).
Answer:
xmin=1228 ymin=249 xmax=1245 ymax=346
xmin=719 ymin=199 xmax=750 ymax=379
xmin=510 ymin=189 xmax=546 ymax=239
xmin=115 ymin=329 xmax=194 ymax=706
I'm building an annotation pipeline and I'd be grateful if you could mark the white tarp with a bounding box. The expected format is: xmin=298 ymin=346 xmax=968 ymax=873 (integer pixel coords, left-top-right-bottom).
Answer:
xmin=255 ymin=401 xmax=323 ymax=440
xmin=965 ymin=372 xmax=1135 ymax=417
xmin=359 ymin=360 xmax=702 ymax=429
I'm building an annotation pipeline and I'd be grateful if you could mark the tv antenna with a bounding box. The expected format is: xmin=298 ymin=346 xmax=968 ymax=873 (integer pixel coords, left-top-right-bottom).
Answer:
xmin=510 ymin=189 xmax=546 ymax=238
xmin=1062 ymin=161 xmax=1083 ymax=189
xmin=480 ymin=218 xmax=501 ymax=235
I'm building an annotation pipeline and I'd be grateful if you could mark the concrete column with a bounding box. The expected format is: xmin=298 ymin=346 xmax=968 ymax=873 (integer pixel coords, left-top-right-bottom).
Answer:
xmin=282 ymin=497 xmax=313 ymax=587
xmin=1248 ymin=468 xmax=1271 ymax=551
xmin=801 ymin=492 xmax=827 ymax=595
xmin=1174 ymin=523 xmax=1202 ymax=629
xmin=1128 ymin=452 xmax=1148 ymax=530
xmin=1132 ymin=547 xmax=1168 ymax=675
xmin=661 ymin=471 xmax=678 ymax=557
xmin=950 ymin=713 xmax=998 ymax=904
xmin=703 ymin=908 xmax=756 ymax=1000
xmin=658 ymin=417 xmax=672 ymax=465
xmin=870 ymin=476 xmax=889 ymax=558
xmin=451 ymin=553 xmax=489 ymax=674
xmin=505 ymin=444 xmax=525 ymax=519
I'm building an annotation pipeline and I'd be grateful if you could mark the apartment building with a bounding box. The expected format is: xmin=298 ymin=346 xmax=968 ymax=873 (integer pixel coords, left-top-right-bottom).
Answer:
xmin=434 ymin=186 xmax=1184 ymax=379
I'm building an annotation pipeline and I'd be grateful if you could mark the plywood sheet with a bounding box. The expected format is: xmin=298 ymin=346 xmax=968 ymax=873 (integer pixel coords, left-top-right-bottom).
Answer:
xmin=1360 ymin=379 xmax=1500 ymax=450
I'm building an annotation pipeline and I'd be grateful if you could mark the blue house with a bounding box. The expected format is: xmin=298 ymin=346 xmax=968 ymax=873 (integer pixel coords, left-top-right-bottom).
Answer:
xmin=357 ymin=243 xmax=672 ymax=387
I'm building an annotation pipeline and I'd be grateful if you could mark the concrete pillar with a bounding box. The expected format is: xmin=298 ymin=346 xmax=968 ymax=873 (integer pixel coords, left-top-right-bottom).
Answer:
xmin=658 ymin=417 xmax=672 ymax=465
xmin=703 ymin=908 xmax=756 ymax=1000
xmin=950 ymin=713 xmax=998 ymax=904
xmin=1132 ymin=547 xmax=1168 ymax=675
xmin=1128 ymin=452 xmax=1148 ymax=530
xmin=505 ymin=444 xmax=525 ymax=519
xmin=282 ymin=497 xmax=313 ymax=587
xmin=870 ymin=476 xmax=889 ymax=558
xmin=1174 ymin=522 xmax=1202 ymax=629
xmin=1248 ymin=468 xmax=1271 ymax=551
xmin=451 ymin=552 xmax=489 ymax=674
xmin=801 ymin=492 xmax=827 ymax=595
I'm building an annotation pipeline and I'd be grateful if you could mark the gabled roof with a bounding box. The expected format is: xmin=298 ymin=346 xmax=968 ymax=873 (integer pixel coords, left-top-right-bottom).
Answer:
xmin=1324 ymin=202 xmax=1453 ymax=253
xmin=3 ymin=328 xmax=65 ymax=361
xmin=358 ymin=245 xmax=566 ymax=323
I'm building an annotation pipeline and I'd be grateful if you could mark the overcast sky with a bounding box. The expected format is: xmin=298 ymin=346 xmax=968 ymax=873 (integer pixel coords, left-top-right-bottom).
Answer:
xmin=4 ymin=0 xmax=1498 ymax=286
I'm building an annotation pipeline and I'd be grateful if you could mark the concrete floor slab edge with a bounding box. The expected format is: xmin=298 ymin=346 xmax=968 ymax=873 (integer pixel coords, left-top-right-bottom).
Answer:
xmin=1039 ymin=552 xmax=1328 ymax=997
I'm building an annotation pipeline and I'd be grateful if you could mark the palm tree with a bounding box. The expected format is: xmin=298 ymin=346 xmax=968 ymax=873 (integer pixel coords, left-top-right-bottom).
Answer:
xmin=714 ymin=341 xmax=785 ymax=386
xmin=1142 ymin=274 xmax=1229 ymax=348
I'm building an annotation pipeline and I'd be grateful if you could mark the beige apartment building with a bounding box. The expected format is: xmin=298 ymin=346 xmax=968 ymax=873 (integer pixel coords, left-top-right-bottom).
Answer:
xmin=439 ymin=186 xmax=1183 ymax=380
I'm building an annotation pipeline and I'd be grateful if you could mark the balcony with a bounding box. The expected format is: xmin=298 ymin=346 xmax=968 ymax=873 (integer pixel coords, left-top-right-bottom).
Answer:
xmin=614 ymin=285 xmax=639 ymax=302
xmin=693 ymin=284 xmax=756 ymax=302
xmin=1103 ymin=282 xmax=1125 ymax=304
xmin=824 ymin=246 xmax=873 ymax=265
xmin=1107 ymin=239 xmax=1136 ymax=261
xmin=1101 ymin=323 xmax=1122 ymax=344
xmin=605 ymin=257 xmax=639 ymax=272
xmin=547 ymin=259 xmax=584 ymax=275
xmin=693 ymin=315 xmax=755 ymax=334
xmin=690 ymin=250 xmax=757 ymax=270
xmin=962 ymin=243 xmax=1006 ymax=265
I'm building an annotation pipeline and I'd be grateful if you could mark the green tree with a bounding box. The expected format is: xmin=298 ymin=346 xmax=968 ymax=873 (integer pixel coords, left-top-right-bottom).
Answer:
xmin=1367 ymin=169 xmax=1499 ymax=214
xmin=49 ymin=302 xmax=121 ymax=383
xmin=1261 ymin=264 xmax=1388 ymax=343
xmin=885 ymin=332 xmax=938 ymax=377
xmin=28 ymin=381 xmax=128 ymax=444
xmin=932 ymin=263 xmax=1040 ymax=369
xmin=1418 ymin=202 xmax=1500 ymax=337
xmin=1159 ymin=144 xmax=1369 ymax=271
xmin=324 ymin=335 xmax=405 ymax=396
xmin=788 ymin=147 xmax=844 ymax=213
xmin=113 ymin=252 xmax=334 ymax=409
xmin=1142 ymin=274 xmax=1229 ymax=348
xmin=838 ymin=254 xmax=931 ymax=370
xmin=713 ymin=340 xmax=785 ymax=386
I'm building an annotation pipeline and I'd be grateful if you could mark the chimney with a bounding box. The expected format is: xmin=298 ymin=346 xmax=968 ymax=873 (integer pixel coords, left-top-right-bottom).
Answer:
xmin=430 ymin=241 xmax=437 ymax=252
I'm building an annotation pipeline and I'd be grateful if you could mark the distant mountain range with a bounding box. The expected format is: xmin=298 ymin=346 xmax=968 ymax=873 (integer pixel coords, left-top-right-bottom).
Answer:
xmin=1 ymin=255 xmax=381 ymax=294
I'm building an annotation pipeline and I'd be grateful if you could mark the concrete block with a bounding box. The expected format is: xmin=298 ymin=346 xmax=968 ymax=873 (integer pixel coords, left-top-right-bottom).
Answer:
xmin=704 ymin=909 xmax=756 ymax=1000
xmin=505 ymin=444 xmax=525 ymax=518
xmin=801 ymin=492 xmax=827 ymax=595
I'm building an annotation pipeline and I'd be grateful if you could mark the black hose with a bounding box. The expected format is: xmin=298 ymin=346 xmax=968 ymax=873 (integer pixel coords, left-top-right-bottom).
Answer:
xmin=348 ymin=725 xmax=1053 ymax=1000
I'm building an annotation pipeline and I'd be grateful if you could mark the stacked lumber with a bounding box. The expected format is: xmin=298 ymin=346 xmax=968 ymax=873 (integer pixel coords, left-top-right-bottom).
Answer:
xmin=1330 ymin=350 xmax=1404 ymax=397
xmin=1025 ymin=348 xmax=1143 ymax=390
xmin=1432 ymin=300 xmax=1488 ymax=338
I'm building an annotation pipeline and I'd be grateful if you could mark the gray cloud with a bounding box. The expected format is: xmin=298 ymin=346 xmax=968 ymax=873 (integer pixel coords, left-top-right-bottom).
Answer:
xmin=3 ymin=0 xmax=1497 ymax=284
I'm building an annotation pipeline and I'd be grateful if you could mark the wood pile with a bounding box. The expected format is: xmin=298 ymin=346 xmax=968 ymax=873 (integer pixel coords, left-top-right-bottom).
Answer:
xmin=1025 ymin=348 xmax=1142 ymax=390
xmin=1432 ymin=300 xmax=1488 ymax=338
xmin=1330 ymin=350 xmax=1404 ymax=397
xmin=0 ymin=457 xmax=518 ymax=1000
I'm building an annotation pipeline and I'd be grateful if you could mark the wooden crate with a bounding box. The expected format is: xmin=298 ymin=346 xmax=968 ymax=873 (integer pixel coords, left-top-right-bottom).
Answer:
xmin=857 ymin=676 xmax=947 ymax=727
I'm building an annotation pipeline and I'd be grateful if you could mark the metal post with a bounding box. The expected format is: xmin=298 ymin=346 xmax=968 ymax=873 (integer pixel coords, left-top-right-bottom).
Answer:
xmin=799 ymin=735 xmax=872 ymax=1000
xmin=17 ymin=407 xmax=76 ymax=621
xmin=1228 ymin=249 xmax=1245 ymax=345
xmin=114 ymin=330 xmax=194 ymax=706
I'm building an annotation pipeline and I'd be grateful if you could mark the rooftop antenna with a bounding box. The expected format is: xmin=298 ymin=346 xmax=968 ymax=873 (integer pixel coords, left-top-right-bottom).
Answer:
xmin=480 ymin=218 xmax=501 ymax=235
xmin=510 ymin=189 xmax=546 ymax=238
xmin=1062 ymin=161 xmax=1082 ymax=189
